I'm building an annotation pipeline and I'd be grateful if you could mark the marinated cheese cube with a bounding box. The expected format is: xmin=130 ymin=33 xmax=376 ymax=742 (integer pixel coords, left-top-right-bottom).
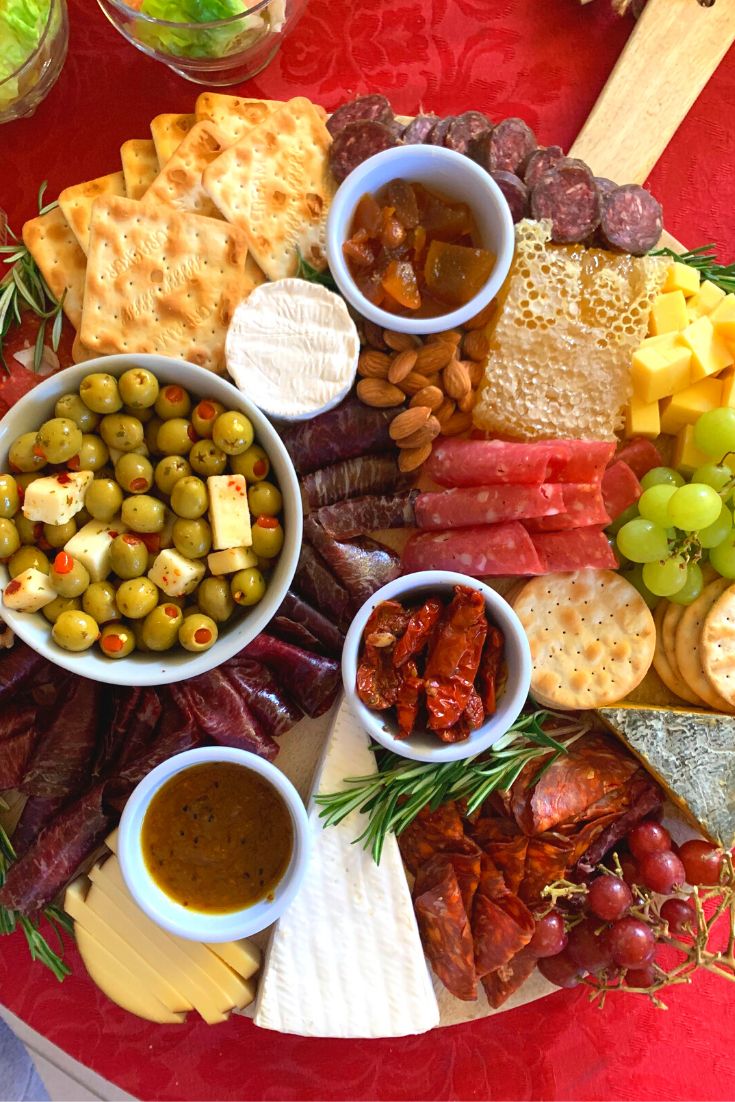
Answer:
xmin=631 ymin=334 xmax=691 ymax=403
xmin=3 ymin=567 xmax=57 ymax=613
xmin=674 ymin=424 xmax=711 ymax=475
xmin=687 ymin=279 xmax=726 ymax=320
xmin=679 ymin=316 xmax=733 ymax=380
xmin=710 ymin=294 xmax=735 ymax=342
xmin=625 ymin=394 xmax=660 ymax=440
xmin=148 ymin=548 xmax=205 ymax=597
xmin=207 ymin=547 xmax=258 ymax=575
xmin=662 ymin=261 xmax=701 ymax=298
xmin=659 ymin=377 xmax=723 ymax=435
xmin=64 ymin=517 xmax=128 ymax=582
xmin=207 ymin=475 xmax=252 ymax=551
xmin=649 ymin=290 xmax=689 ymax=336
xmin=22 ymin=471 xmax=93 ymax=527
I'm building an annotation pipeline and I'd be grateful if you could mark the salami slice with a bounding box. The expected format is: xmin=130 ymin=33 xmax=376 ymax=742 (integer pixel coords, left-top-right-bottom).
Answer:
xmin=415 ymin=484 xmax=564 ymax=530
xmin=413 ymin=859 xmax=477 ymax=1001
xmin=601 ymin=460 xmax=641 ymax=521
xmin=281 ymin=399 xmax=394 ymax=474
xmin=472 ymin=889 xmax=535 ymax=976
xmin=543 ymin=440 xmax=616 ymax=483
xmin=599 ymin=183 xmax=663 ymax=256
xmin=522 ymin=483 xmax=611 ymax=532
xmin=481 ymin=947 xmax=538 ymax=1008
xmin=530 ymin=526 xmax=617 ymax=572
xmin=426 ymin=439 xmax=551 ymax=487
xmin=614 ymin=437 xmax=661 ymax=479
xmin=329 ymin=120 xmax=399 ymax=183
xmin=445 ymin=111 xmax=492 ymax=155
xmin=472 ymin=117 xmax=537 ymax=175
xmin=397 ymin=801 xmax=466 ymax=875
xmin=530 ymin=158 xmax=600 ymax=243
xmin=402 ymin=523 xmax=545 ymax=576
xmin=401 ymin=114 xmax=440 ymax=144
xmin=490 ymin=171 xmax=528 ymax=224
xmin=315 ymin=490 xmax=418 ymax=538
xmin=428 ymin=116 xmax=455 ymax=146
xmin=595 ymin=176 xmax=618 ymax=197
xmin=326 ymin=94 xmax=394 ymax=137
xmin=523 ymin=145 xmax=564 ymax=191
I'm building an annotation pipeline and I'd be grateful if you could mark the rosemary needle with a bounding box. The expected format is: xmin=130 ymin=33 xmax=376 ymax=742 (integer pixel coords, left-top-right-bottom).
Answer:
xmin=652 ymin=244 xmax=735 ymax=295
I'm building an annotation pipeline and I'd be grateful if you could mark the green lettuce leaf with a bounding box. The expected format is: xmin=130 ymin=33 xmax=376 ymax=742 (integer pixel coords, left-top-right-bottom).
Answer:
xmin=136 ymin=0 xmax=268 ymax=59
xmin=0 ymin=0 xmax=50 ymax=107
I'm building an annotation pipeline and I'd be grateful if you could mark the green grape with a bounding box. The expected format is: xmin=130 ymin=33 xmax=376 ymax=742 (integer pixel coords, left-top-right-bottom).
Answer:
xmin=667 ymin=483 xmax=722 ymax=531
xmin=699 ymin=503 xmax=733 ymax=549
xmin=693 ymin=408 xmax=735 ymax=459
xmin=642 ymin=556 xmax=688 ymax=597
xmin=710 ymin=532 xmax=735 ymax=579
xmin=640 ymin=466 xmax=685 ymax=491
xmin=608 ymin=503 xmax=639 ymax=537
xmin=612 ymin=538 xmax=628 ymax=567
xmin=669 ymin=562 xmax=704 ymax=605
xmin=638 ymin=484 xmax=677 ymax=527
xmin=624 ymin=565 xmax=660 ymax=610
xmin=616 ymin=518 xmax=670 ymax=563
xmin=692 ymin=464 xmax=733 ymax=492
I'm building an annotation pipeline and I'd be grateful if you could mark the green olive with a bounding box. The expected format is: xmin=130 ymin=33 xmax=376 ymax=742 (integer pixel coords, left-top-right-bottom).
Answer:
xmin=116 ymin=577 xmax=159 ymax=619
xmin=118 ymin=368 xmax=160 ymax=410
xmin=247 ymin=480 xmax=282 ymax=518
xmin=230 ymin=567 xmax=266 ymax=606
xmin=130 ymin=619 xmax=150 ymax=652
xmin=9 ymin=432 xmax=46 ymax=473
xmin=43 ymin=595 xmax=82 ymax=624
xmin=35 ymin=418 xmax=83 ymax=464
xmin=49 ymin=553 xmax=90 ymax=597
xmin=157 ymin=418 xmax=194 ymax=456
xmin=121 ymin=495 xmax=166 ymax=534
xmin=79 ymin=373 xmax=123 ymax=415
xmin=99 ymin=413 xmax=145 ymax=453
xmin=144 ymin=416 xmax=164 ymax=455
xmin=15 ymin=515 xmax=41 ymax=544
xmin=189 ymin=439 xmax=227 ymax=478
xmin=72 ymin=434 xmax=109 ymax=472
xmin=75 ymin=508 xmax=91 ymax=528
xmin=141 ymin=603 xmax=183 ymax=651
xmin=55 ymin=393 xmax=100 ymax=433
xmin=83 ymin=580 xmax=119 ymax=624
xmin=197 ymin=576 xmax=235 ymax=623
xmin=154 ymin=384 xmax=192 ymax=420
xmin=181 ymin=604 xmax=202 ymax=619
xmin=99 ymin=621 xmax=136 ymax=658
xmin=85 ymin=478 xmax=124 ymax=522
xmin=0 ymin=474 xmax=19 ymax=519
xmin=154 ymin=455 xmax=192 ymax=496
xmin=0 ymin=518 xmax=20 ymax=559
xmin=172 ymin=517 xmax=211 ymax=559
xmin=109 ymin=534 xmax=149 ymax=579
xmin=52 ymin=610 xmax=99 ymax=651
xmin=230 ymin=445 xmax=270 ymax=481
xmin=126 ymin=405 xmax=154 ymax=423
xmin=170 ymin=476 xmax=208 ymax=520
xmin=251 ymin=517 xmax=284 ymax=559
xmin=212 ymin=411 xmax=254 ymax=456
xmin=8 ymin=546 xmax=49 ymax=578
xmin=191 ymin=399 xmax=225 ymax=438
xmin=178 ymin=613 xmax=218 ymax=653
xmin=43 ymin=519 xmax=77 ymax=549
xmin=115 ymin=453 xmax=154 ymax=494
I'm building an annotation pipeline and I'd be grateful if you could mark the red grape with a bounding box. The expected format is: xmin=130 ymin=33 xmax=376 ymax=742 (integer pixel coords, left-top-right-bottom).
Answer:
xmin=625 ymin=962 xmax=656 ymax=987
xmin=608 ymin=916 xmax=656 ymax=968
xmin=678 ymin=840 xmax=725 ymax=886
xmin=528 ymin=910 xmax=568 ymax=958
xmin=639 ymin=850 xmax=686 ymax=894
xmin=567 ymin=919 xmax=614 ymax=973
xmin=627 ymin=820 xmax=672 ymax=860
xmin=619 ymin=855 xmax=640 ymax=886
xmin=537 ymin=949 xmax=585 ymax=989
xmin=587 ymin=875 xmax=633 ymax=921
xmin=660 ymin=896 xmax=696 ymax=935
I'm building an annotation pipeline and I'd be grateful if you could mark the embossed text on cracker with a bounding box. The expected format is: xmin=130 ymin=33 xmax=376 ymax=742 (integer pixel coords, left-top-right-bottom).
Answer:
xmin=102 ymin=229 xmax=169 ymax=281
xmin=121 ymin=256 xmax=207 ymax=325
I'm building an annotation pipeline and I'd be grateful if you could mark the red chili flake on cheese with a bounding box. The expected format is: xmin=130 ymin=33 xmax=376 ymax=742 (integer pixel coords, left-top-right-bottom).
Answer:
xmin=162 ymin=575 xmax=169 ymax=585
xmin=5 ymin=580 xmax=20 ymax=595
xmin=257 ymin=515 xmax=279 ymax=529
xmin=194 ymin=628 xmax=212 ymax=645
xmin=102 ymin=634 xmax=124 ymax=653
xmin=54 ymin=552 xmax=74 ymax=575
xmin=253 ymin=459 xmax=267 ymax=477
xmin=197 ymin=401 xmax=216 ymax=421
xmin=68 ymin=455 xmax=80 ymax=471
xmin=164 ymin=605 xmax=178 ymax=618
xmin=165 ymin=386 xmax=184 ymax=403
xmin=228 ymin=479 xmax=236 ymax=488
xmin=130 ymin=477 xmax=148 ymax=491
xmin=123 ymin=534 xmax=142 ymax=546
xmin=56 ymin=473 xmax=72 ymax=485
xmin=187 ymin=424 xmax=198 ymax=443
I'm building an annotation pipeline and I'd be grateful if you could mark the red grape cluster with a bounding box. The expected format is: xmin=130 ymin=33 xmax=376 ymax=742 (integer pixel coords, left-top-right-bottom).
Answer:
xmin=526 ymin=821 xmax=725 ymax=992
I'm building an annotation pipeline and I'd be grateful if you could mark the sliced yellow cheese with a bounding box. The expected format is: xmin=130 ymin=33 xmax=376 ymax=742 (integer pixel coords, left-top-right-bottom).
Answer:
xmin=679 ymin=316 xmax=733 ymax=381
xmin=75 ymin=923 xmax=185 ymax=1024
xmin=649 ymin=290 xmax=689 ymax=335
xmin=631 ymin=334 xmax=692 ymax=403
xmin=659 ymin=377 xmax=724 ymax=435
xmin=710 ymin=293 xmax=735 ymax=342
xmin=205 ymin=938 xmax=261 ymax=981
xmin=673 ymin=424 xmax=711 ymax=474
xmin=625 ymin=393 xmax=660 ymax=439
xmin=662 ymin=261 xmax=701 ymax=298
xmin=687 ymin=279 xmax=726 ymax=319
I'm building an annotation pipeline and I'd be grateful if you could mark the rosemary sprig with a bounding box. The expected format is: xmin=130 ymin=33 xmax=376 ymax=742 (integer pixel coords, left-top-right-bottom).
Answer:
xmin=295 ymin=248 xmax=339 ymax=293
xmin=652 ymin=243 xmax=735 ymax=295
xmin=316 ymin=709 xmax=592 ymax=863
xmin=0 ymin=181 xmax=66 ymax=375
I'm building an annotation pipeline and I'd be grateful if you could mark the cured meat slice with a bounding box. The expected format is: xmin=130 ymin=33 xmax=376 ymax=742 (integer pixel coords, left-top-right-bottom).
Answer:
xmin=595 ymin=176 xmax=618 ymax=197
xmin=21 ymin=677 xmax=101 ymax=799
xmin=397 ymin=801 xmax=466 ymax=875
xmin=575 ymin=773 xmax=662 ymax=877
xmin=426 ymin=439 xmax=551 ymax=487
xmin=472 ymin=889 xmax=534 ymax=976
xmin=481 ymin=834 xmax=529 ymax=896
xmin=293 ymin=543 xmax=352 ymax=628
xmin=472 ymin=117 xmax=537 ymax=175
xmin=401 ymin=114 xmax=440 ymax=144
xmin=109 ymin=700 xmax=204 ymax=807
xmin=402 ymin=523 xmax=545 ymax=576
xmin=0 ymin=727 xmax=37 ymax=789
xmin=242 ymin=634 xmax=341 ymax=718
xmin=0 ymin=642 xmax=49 ymax=703
xmin=530 ymin=158 xmax=600 ymax=243
xmin=170 ymin=671 xmax=278 ymax=760
xmin=601 ymin=460 xmax=641 ymax=521
xmin=481 ymin=947 xmax=538 ymax=1008
xmin=115 ymin=688 xmax=162 ymax=772
xmin=0 ymin=699 xmax=35 ymax=745
xmin=316 ymin=490 xmax=418 ymax=538
xmin=614 ymin=437 xmax=661 ymax=479
xmin=224 ymin=659 xmax=302 ymax=739
xmin=326 ymin=94 xmax=394 ymax=137
xmin=300 ymin=455 xmax=403 ymax=510
xmin=281 ymin=399 xmax=394 ymax=474
xmin=304 ymin=515 xmax=401 ymax=609
xmin=522 ymin=483 xmax=611 ymax=533
xmin=415 ymin=483 xmax=564 ymax=530
xmin=413 ymin=859 xmax=477 ymax=1001
xmin=329 ymin=120 xmax=399 ymax=183
xmin=491 ymin=171 xmax=528 ymax=223
xmin=445 ymin=111 xmax=491 ymax=154
xmin=543 ymin=440 xmax=616 ymax=483
xmin=10 ymin=796 xmax=66 ymax=858
xmin=272 ymin=590 xmax=344 ymax=657
xmin=530 ymin=526 xmax=617 ymax=572
xmin=428 ymin=116 xmax=454 ymax=146
xmin=599 ymin=184 xmax=663 ymax=256
xmin=523 ymin=145 xmax=564 ymax=191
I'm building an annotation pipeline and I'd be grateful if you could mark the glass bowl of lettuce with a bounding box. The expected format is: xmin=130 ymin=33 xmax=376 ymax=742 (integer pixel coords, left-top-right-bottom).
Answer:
xmin=0 ymin=0 xmax=69 ymax=124
xmin=97 ymin=0 xmax=306 ymax=84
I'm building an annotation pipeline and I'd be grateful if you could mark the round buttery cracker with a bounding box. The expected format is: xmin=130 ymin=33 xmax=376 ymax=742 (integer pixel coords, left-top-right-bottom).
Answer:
xmin=674 ymin=578 xmax=735 ymax=714
xmin=700 ymin=583 xmax=735 ymax=706
xmin=513 ymin=569 xmax=656 ymax=710
xmin=655 ymin=600 xmax=706 ymax=707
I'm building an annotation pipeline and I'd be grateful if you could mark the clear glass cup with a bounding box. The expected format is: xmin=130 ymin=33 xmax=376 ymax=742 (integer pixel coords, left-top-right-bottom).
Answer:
xmin=96 ymin=0 xmax=308 ymax=85
xmin=0 ymin=0 xmax=69 ymax=125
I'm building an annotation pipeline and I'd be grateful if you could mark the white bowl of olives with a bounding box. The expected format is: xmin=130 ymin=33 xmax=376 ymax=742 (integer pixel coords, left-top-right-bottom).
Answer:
xmin=0 ymin=354 xmax=302 ymax=686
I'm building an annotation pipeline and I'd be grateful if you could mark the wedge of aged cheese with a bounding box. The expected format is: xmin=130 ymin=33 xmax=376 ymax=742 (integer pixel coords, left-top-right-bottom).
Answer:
xmin=148 ymin=547 xmax=205 ymax=596
xmin=208 ymin=474 xmax=252 ymax=549
xmin=23 ymin=472 xmax=93 ymax=526
xmin=254 ymin=702 xmax=440 ymax=1038
xmin=2 ymin=568 xmax=56 ymax=612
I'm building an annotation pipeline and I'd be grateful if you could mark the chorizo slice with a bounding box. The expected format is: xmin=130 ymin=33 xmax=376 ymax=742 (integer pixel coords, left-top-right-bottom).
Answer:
xmin=413 ymin=859 xmax=478 ymax=1001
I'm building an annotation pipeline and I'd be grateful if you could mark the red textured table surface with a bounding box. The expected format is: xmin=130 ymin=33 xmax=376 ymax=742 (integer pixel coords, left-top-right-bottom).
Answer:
xmin=3 ymin=2 xmax=735 ymax=1099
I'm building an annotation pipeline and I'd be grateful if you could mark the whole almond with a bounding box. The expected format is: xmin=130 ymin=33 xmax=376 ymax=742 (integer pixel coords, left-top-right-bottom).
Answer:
xmin=428 ymin=328 xmax=461 ymax=346
xmin=396 ymin=416 xmax=441 ymax=449
xmin=356 ymin=377 xmax=406 ymax=408
xmin=400 ymin=371 xmax=433 ymax=396
xmin=434 ymin=397 xmax=457 ymax=426
xmin=441 ymin=410 xmax=473 ymax=436
xmin=410 ymin=385 xmax=444 ymax=412
xmin=357 ymin=350 xmax=391 ymax=378
xmin=384 ymin=329 xmax=420 ymax=352
xmin=398 ymin=442 xmax=433 ymax=472
xmin=467 ymin=359 xmax=485 ymax=388
xmin=443 ymin=359 xmax=471 ymax=400
xmin=462 ymin=329 xmax=490 ymax=362
xmin=458 ymin=388 xmax=477 ymax=413
xmin=388 ymin=348 xmax=418 ymax=385
xmin=389 ymin=405 xmax=431 ymax=441
xmin=415 ymin=341 xmax=454 ymax=372
xmin=362 ymin=318 xmax=389 ymax=349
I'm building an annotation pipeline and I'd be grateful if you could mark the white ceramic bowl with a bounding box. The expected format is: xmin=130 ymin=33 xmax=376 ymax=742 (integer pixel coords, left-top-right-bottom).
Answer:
xmin=342 ymin=570 xmax=532 ymax=763
xmin=325 ymin=144 xmax=515 ymax=336
xmin=118 ymin=747 xmax=311 ymax=941
xmin=0 ymin=354 xmax=302 ymax=687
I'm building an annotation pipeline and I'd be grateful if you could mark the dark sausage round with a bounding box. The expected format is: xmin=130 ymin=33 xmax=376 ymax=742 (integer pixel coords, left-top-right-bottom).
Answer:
xmin=599 ymin=184 xmax=663 ymax=255
xmin=401 ymin=114 xmax=440 ymax=144
xmin=445 ymin=111 xmax=492 ymax=155
xmin=530 ymin=158 xmax=600 ymax=243
xmin=428 ymin=116 xmax=455 ymax=146
xmin=491 ymin=171 xmax=528 ymax=224
xmin=328 ymin=120 xmax=399 ymax=183
xmin=473 ymin=117 xmax=537 ymax=175
xmin=523 ymin=146 xmax=564 ymax=191
xmin=326 ymin=94 xmax=394 ymax=138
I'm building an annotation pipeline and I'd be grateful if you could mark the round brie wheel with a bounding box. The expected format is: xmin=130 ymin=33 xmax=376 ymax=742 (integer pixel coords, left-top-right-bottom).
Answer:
xmin=225 ymin=278 xmax=360 ymax=421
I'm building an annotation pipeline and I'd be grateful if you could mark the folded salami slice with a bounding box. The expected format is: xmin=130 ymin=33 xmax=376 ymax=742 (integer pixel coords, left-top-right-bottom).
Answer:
xmin=530 ymin=526 xmax=617 ymax=572
xmin=316 ymin=490 xmax=418 ymax=538
xmin=522 ymin=483 xmax=611 ymax=532
xmin=601 ymin=460 xmax=641 ymax=521
xmin=413 ymin=858 xmax=477 ymax=1001
xmin=415 ymin=484 xmax=564 ymax=530
xmin=426 ymin=439 xmax=551 ymax=487
xmin=542 ymin=440 xmax=616 ymax=483
xmin=472 ymin=889 xmax=535 ymax=976
xmin=614 ymin=437 xmax=661 ymax=479
xmin=281 ymin=399 xmax=394 ymax=474
xmin=402 ymin=523 xmax=545 ymax=576
xmin=300 ymin=455 xmax=403 ymax=510
xmin=482 ymin=947 xmax=538 ymax=1009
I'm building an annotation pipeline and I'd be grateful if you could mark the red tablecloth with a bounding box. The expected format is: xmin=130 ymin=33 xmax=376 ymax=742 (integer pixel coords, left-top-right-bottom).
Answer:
xmin=3 ymin=2 xmax=735 ymax=1099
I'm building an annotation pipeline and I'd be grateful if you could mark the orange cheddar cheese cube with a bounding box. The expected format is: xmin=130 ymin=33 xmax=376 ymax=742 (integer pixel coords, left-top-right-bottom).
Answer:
xmin=720 ymin=369 xmax=735 ymax=409
xmin=662 ymin=262 xmax=701 ymax=298
xmin=679 ymin=316 xmax=733 ymax=380
xmin=710 ymin=294 xmax=735 ymax=342
xmin=631 ymin=334 xmax=692 ymax=403
xmin=625 ymin=394 xmax=660 ymax=440
xmin=659 ymin=377 xmax=723 ymax=435
xmin=649 ymin=290 xmax=689 ymax=335
xmin=673 ymin=424 xmax=711 ymax=474
xmin=687 ymin=280 xmax=726 ymax=320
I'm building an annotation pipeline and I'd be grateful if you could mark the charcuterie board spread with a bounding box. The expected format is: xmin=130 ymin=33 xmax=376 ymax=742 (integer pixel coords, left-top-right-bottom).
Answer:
xmin=3 ymin=89 xmax=735 ymax=1039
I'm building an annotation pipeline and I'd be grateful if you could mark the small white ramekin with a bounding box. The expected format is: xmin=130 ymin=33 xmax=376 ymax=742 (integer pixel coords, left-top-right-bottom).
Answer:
xmin=118 ymin=747 xmax=310 ymax=942
xmin=325 ymin=144 xmax=515 ymax=336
